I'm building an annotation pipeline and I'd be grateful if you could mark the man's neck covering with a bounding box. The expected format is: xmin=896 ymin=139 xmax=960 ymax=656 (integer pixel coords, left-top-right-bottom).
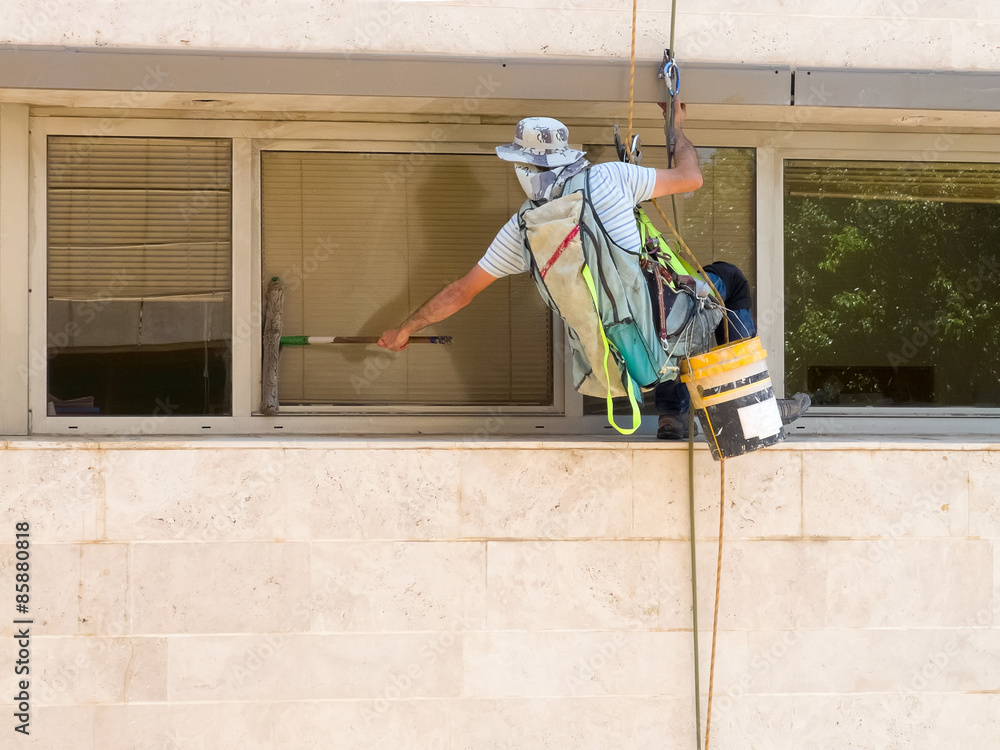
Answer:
xmin=516 ymin=155 xmax=590 ymax=203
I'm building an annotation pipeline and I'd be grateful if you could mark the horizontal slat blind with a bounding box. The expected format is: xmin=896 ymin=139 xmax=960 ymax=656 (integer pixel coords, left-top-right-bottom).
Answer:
xmin=261 ymin=151 xmax=552 ymax=407
xmin=636 ymin=145 xmax=757 ymax=297
xmin=48 ymin=137 xmax=232 ymax=300
xmin=785 ymin=160 xmax=1000 ymax=203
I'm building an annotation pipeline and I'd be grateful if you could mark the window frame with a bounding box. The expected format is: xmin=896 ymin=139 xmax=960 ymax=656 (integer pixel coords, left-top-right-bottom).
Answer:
xmin=26 ymin=116 xmax=1000 ymax=436
xmin=251 ymin=139 xmax=563 ymax=417
xmin=29 ymin=117 xmax=255 ymax=435
xmin=768 ymin=135 xmax=1000 ymax=436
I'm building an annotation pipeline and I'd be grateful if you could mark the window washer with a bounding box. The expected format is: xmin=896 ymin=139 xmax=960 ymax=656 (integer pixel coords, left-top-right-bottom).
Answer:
xmin=378 ymin=105 xmax=810 ymax=437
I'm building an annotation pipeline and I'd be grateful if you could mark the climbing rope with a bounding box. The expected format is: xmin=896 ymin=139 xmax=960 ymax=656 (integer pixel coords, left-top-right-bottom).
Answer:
xmin=686 ymin=410 xmax=703 ymax=750
xmin=621 ymin=3 xmax=728 ymax=749
xmin=704 ymin=459 xmax=726 ymax=750
xmin=626 ymin=0 xmax=638 ymax=149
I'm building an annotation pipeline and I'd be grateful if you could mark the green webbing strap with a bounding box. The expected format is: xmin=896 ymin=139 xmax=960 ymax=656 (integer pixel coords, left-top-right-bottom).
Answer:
xmin=581 ymin=264 xmax=642 ymax=435
xmin=636 ymin=207 xmax=701 ymax=281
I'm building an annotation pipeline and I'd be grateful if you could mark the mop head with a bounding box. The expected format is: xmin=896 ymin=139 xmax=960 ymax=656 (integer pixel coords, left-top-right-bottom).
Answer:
xmin=260 ymin=277 xmax=285 ymax=415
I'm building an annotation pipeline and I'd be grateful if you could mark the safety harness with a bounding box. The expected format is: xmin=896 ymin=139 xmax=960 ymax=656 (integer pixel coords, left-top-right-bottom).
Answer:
xmin=517 ymin=168 xmax=723 ymax=434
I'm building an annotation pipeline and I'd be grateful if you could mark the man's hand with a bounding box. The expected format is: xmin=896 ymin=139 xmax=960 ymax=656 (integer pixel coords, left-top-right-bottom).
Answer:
xmin=378 ymin=327 xmax=411 ymax=351
xmin=657 ymin=99 xmax=687 ymax=128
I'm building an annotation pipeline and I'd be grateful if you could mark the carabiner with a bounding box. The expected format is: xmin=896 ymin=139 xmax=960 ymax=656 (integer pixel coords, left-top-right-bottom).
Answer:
xmin=660 ymin=50 xmax=680 ymax=98
xmin=663 ymin=60 xmax=680 ymax=97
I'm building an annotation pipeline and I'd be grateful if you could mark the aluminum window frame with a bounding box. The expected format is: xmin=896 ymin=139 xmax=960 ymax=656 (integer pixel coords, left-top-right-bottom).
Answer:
xmin=769 ymin=136 xmax=1000 ymax=437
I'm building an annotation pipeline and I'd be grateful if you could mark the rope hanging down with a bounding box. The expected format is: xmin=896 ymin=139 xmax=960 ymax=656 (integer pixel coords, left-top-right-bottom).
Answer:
xmin=621 ymin=2 xmax=727 ymax=750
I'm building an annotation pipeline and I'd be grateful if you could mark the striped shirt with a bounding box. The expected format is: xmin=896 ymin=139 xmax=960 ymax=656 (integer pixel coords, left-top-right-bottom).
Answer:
xmin=478 ymin=161 xmax=658 ymax=278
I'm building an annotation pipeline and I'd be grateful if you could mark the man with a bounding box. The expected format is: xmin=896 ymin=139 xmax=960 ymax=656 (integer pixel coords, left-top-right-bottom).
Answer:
xmin=378 ymin=106 xmax=809 ymax=437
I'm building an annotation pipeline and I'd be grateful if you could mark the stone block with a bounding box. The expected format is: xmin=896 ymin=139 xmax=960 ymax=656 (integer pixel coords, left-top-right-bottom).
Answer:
xmin=102 ymin=448 xmax=293 ymax=542
xmin=131 ymin=542 xmax=311 ymax=634
xmin=448 ymin=697 xmax=693 ymax=750
xmin=970 ymin=452 xmax=1000 ymax=538
xmin=19 ymin=636 xmax=168 ymax=705
xmin=0 ymin=543 xmax=128 ymax=636
xmin=634 ymin=449 xmax=802 ymax=539
xmin=0 ymin=448 xmax=102 ymax=541
xmin=487 ymin=540 xmax=658 ymax=630
xmin=92 ymin=703 xmax=275 ymax=749
xmin=803 ymin=451 xmax=968 ymax=538
xmin=269 ymin=699 xmax=453 ymax=750
xmin=462 ymin=630 xmax=747 ymax=698
xmin=3 ymin=705 xmax=94 ymax=749
xmin=283 ymin=449 xmax=463 ymax=540
xmin=712 ymin=692 xmax=1000 ymax=750
xmin=168 ymin=633 xmax=463 ymax=701
xmin=826 ymin=539 xmax=994 ymax=627
xmin=659 ymin=541 xmax=827 ymax=630
xmin=750 ymin=628 xmax=1000 ymax=694
xmin=459 ymin=449 xmax=632 ymax=539
xmin=311 ymin=541 xmax=486 ymax=631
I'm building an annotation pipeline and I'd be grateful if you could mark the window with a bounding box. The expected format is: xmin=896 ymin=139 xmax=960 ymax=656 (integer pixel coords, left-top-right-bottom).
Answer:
xmin=260 ymin=150 xmax=552 ymax=409
xmin=784 ymin=159 xmax=1000 ymax=408
xmin=46 ymin=137 xmax=232 ymax=416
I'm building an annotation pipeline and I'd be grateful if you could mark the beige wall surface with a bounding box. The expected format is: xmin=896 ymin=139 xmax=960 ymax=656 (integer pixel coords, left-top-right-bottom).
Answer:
xmin=2 ymin=1 xmax=999 ymax=71
xmin=0 ymin=438 xmax=997 ymax=748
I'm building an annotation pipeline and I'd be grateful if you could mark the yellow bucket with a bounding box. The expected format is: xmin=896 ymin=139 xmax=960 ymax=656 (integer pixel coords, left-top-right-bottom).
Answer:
xmin=680 ymin=337 xmax=784 ymax=460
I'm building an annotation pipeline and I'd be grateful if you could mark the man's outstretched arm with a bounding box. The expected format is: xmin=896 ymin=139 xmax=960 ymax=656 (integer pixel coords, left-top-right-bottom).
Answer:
xmin=378 ymin=264 xmax=499 ymax=351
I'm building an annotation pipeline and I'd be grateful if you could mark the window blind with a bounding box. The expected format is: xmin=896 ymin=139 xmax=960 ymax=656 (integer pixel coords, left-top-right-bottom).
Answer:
xmin=47 ymin=137 xmax=232 ymax=300
xmin=261 ymin=151 xmax=552 ymax=407
xmin=785 ymin=160 xmax=1000 ymax=204
xmin=638 ymin=145 xmax=757 ymax=297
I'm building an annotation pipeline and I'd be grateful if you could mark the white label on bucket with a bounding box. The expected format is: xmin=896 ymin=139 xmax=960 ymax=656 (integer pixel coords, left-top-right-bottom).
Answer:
xmin=737 ymin=398 xmax=782 ymax=440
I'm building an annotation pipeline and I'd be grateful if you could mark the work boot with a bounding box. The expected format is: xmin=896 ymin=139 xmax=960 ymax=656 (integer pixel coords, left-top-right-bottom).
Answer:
xmin=777 ymin=392 xmax=811 ymax=425
xmin=657 ymin=412 xmax=692 ymax=440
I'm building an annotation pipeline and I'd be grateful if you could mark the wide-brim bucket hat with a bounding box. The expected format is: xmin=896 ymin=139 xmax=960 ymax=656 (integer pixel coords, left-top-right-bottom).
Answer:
xmin=495 ymin=117 xmax=586 ymax=168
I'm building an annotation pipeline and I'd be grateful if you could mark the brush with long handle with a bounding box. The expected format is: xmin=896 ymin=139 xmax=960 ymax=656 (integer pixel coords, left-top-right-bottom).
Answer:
xmin=260 ymin=277 xmax=452 ymax=415
xmin=279 ymin=335 xmax=452 ymax=345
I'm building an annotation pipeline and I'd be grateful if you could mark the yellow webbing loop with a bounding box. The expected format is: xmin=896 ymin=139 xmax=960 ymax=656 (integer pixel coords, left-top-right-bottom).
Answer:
xmin=581 ymin=264 xmax=642 ymax=435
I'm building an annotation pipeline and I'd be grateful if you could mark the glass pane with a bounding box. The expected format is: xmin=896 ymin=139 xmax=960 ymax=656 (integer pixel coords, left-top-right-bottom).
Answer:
xmin=47 ymin=137 xmax=232 ymax=417
xmin=784 ymin=159 xmax=1000 ymax=407
xmin=583 ymin=146 xmax=757 ymax=415
xmin=261 ymin=151 xmax=552 ymax=407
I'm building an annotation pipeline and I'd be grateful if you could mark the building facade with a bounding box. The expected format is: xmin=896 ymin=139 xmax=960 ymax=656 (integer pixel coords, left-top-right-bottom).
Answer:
xmin=0 ymin=2 xmax=998 ymax=748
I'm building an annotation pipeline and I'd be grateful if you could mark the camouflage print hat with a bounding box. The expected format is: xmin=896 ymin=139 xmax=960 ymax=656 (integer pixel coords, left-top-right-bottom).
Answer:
xmin=495 ymin=117 xmax=586 ymax=168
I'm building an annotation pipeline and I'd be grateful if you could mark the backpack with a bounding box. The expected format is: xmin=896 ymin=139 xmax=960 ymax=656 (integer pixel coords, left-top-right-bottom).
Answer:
xmin=518 ymin=167 xmax=723 ymax=434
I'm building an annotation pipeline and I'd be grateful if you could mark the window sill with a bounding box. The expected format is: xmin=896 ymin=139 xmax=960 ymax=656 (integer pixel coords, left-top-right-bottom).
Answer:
xmin=1 ymin=433 xmax=998 ymax=452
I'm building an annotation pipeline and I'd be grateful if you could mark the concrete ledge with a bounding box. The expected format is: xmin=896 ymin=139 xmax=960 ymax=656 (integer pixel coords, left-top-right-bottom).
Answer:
xmin=0 ymin=46 xmax=788 ymax=105
xmin=797 ymin=67 xmax=1000 ymax=111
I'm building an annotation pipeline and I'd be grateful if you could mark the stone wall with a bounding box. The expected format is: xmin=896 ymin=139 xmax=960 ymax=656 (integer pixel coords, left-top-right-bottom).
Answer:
xmin=0 ymin=437 xmax=997 ymax=748
xmin=2 ymin=1 xmax=999 ymax=71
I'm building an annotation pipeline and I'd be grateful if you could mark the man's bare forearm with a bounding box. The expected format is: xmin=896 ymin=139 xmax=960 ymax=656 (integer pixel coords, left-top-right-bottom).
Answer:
xmin=378 ymin=265 xmax=498 ymax=351
xmin=672 ymin=128 xmax=699 ymax=176
xmin=673 ymin=128 xmax=701 ymax=172
xmin=651 ymin=126 xmax=703 ymax=197
xmin=399 ymin=282 xmax=470 ymax=335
